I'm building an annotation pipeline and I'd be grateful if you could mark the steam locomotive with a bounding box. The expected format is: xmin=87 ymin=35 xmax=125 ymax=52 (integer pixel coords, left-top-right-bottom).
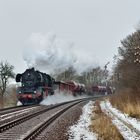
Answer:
xmin=16 ymin=68 xmax=86 ymax=105
xmin=16 ymin=68 xmax=56 ymax=105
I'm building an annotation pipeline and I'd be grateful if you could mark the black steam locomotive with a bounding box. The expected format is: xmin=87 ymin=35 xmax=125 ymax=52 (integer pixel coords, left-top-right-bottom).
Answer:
xmin=16 ymin=68 xmax=55 ymax=105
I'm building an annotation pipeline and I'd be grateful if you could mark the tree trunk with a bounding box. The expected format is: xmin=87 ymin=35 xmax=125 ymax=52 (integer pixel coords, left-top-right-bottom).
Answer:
xmin=0 ymin=94 xmax=4 ymax=108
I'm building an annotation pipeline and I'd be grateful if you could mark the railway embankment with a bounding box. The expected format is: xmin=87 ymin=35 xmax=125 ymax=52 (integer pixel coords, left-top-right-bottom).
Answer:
xmin=68 ymin=95 xmax=140 ymax=140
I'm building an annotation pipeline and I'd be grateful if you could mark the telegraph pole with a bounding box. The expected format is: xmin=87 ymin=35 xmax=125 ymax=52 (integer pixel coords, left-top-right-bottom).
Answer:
xmin=104 ymin=62 xmax=109 ymax=95
xmin=104 ymin=62 xmax=110 ymax=86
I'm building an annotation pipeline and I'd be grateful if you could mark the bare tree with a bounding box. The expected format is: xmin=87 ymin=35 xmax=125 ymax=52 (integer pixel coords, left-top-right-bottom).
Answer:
xmin=55 ymin=66 xmax=107 ymax=86
xmin=0 ymin=61 xmax=15 ymax=107
xmin=79 ymin=67 xmax=108 ymax=86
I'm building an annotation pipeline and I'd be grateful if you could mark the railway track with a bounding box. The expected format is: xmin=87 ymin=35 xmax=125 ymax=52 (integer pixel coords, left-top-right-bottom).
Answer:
xmin=0 ymin=105 xmax=44 ymax=126
xmin=0 ymin=105 xmax=24 ymax=111
xmin=23 ymin=100 xmax=84 ymax=140
xmin=0 ymin=105 xmax=39 ymax=116
xmin=0 ymin=98 xmax=89 ymax=133
xmin=0 ymin=97 xmax=98 ymax=140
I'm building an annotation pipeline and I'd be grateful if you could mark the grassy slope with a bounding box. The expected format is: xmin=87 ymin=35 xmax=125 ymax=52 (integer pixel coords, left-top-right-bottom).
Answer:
xmin=110 ymin=89 xmax=140 ymax=118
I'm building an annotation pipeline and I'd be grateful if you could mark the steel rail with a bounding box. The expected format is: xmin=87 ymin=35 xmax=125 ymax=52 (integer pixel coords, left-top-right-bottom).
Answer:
xmin=0 ymin=104 xmax=39 ymax=116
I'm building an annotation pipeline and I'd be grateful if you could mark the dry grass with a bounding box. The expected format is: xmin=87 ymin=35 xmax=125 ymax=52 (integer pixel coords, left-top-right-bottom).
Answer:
xmin=110 ymin=89 xmax=140 ymax=118
xmin=90 ymin=101 xmax=124 ymax=140
xmin=5 ymin=87 xmax=17 ymax=107
xmin=0 ymin=86 xmax=17 ymax=108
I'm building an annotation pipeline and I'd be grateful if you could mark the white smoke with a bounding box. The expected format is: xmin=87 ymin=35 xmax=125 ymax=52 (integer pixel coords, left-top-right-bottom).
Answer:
xmin=17 ymin=101 xmax=22 ymax=106
xmin=40 ymin=91 xmax=88 ymax=105
xmin=23 ymin=32 xmax=98 ymax=74
xmin=73 ymin=51 xmax=98 ymax=73
xmin=17 ymin=92 xmax=88 ymax=106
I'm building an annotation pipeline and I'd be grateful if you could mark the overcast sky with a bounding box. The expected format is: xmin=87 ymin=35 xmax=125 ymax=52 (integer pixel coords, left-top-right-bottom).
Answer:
xmin=0 ymin=0 xmax=140 ymax=73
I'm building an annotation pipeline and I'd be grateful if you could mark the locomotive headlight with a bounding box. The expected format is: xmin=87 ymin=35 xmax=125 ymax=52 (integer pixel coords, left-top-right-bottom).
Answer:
xmin=19 ymin=91 xmax=21 ymax=93
xmin=34 ymin=91 xmax=37 ymax=93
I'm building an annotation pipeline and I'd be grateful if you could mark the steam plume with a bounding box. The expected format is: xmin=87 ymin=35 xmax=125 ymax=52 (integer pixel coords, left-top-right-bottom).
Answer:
xmin=23 ymin=32 xmax=98 ymax=74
